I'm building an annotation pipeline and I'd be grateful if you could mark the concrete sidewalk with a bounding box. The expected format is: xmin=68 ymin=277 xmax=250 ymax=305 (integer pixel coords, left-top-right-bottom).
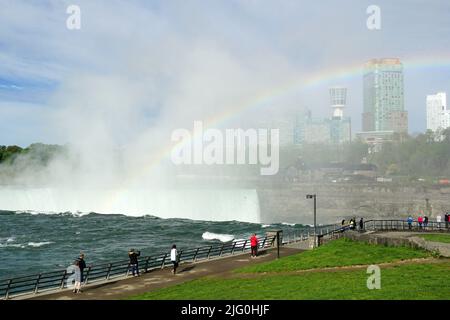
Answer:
xmin=25 ymin=247 xmax=303 ymax=300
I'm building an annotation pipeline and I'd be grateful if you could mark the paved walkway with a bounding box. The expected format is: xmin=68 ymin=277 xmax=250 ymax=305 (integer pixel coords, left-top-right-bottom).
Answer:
xmin=379 ymin=231 xmax=450 ymax=257
xmin=24 ymin=247 xmax=303 ymax=300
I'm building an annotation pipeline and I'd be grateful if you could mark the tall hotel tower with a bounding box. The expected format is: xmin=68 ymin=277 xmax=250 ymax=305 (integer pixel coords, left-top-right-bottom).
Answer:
xmin=362 ymin=58 xmax=408 ymax=133
xmin=427 ymin=92 xmax=449 ymax=132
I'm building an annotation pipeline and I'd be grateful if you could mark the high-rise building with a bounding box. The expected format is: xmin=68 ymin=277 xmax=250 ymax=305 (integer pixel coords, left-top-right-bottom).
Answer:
xmin=426 ymin=92 xmax=449 ymax=132
xmin=294 ymin=110 xmax=331 ymax=144
xmin=294 ymin=94 xmax=351 ymax=146
xmin=362 ymin=58 xmax=408 ymax=133
xmin=329 ymin=87 xmax=351 ymax=144
xmin=330 ymin=87 xmax=347 ymax=119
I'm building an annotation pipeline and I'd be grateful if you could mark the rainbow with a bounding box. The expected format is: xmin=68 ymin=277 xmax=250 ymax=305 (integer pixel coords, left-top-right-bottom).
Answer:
xmin=100 ymin=54 xmax=450 ymax=211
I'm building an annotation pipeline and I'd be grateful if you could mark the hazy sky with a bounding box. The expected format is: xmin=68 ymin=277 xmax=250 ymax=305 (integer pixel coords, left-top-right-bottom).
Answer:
xmin=1 ymin=0 xmax=450 ymax=146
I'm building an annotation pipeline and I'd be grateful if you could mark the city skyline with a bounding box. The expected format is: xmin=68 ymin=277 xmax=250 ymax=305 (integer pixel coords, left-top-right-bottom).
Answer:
xmin=1 ymin=1 xmax=450 ymax=147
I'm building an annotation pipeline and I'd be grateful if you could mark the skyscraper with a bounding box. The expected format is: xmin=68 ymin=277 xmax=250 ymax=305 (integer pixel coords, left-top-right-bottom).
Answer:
xmin=426 ymin=92 xmax=449 ymax=132
xmin=294 ymin=87 xmax=351 ymax=145
xmin=362 ymin=58 xmax=407 ymax=133
xmin=329 ymin=87 xmax=347 ymax=119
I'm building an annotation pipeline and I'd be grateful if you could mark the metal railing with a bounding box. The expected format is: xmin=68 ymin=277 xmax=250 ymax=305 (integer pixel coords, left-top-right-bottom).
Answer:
xmin=283 ymin=219 xmax=450 ymax=247
xmin=0 ymin=235 xmax=275 ymax=300
xmin=364 ymin=219 xmax=450 ymax=232
xmin=282 ymin=224 xmax=344 ymax=245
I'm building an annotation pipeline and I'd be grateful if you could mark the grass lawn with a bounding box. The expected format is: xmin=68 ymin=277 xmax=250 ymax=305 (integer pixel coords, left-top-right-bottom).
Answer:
xmin=236 ymin=238 xmax=431 ymax=273
xmin=129 ymin=261 xmax=450 ymax=300
xmin=127 ymin=238 xmax=447 ymax=300
xmin=419 ymin=234 xmax=450 ymax=244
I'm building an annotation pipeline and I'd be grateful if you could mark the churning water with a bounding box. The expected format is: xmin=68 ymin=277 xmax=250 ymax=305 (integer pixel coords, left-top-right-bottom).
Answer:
xmin=0 ymin=211 xmax=310 ymax=279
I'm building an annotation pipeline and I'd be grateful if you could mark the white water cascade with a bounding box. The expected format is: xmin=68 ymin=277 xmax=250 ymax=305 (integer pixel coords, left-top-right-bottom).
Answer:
xmin=0 ymin=187 xmax=261 ymax=223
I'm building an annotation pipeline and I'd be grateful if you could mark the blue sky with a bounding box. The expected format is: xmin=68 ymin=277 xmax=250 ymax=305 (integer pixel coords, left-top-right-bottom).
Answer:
xmin=1 ymin=0 xmax=450 ymax=146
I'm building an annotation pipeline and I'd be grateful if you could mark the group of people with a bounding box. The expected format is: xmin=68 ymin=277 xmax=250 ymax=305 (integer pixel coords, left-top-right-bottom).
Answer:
xmin=128 ymin=245 xmax=179 ymax=277
xmin=71 ymin=253 xmax=87 ymax=294
xmin=341 ymin=217 xmax=364 ymax=231
xmin=69 ymin=233 xmax=261 ymax=293
xmin=407 ymin=212 xmax=450 ymax=230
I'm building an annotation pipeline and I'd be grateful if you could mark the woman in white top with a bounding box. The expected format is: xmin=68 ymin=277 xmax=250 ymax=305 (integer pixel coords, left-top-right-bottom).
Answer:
xmin=170 ymin=244 xmax=178 ymax=274
xmin=73 ymin=260 xmax=82 ymax=293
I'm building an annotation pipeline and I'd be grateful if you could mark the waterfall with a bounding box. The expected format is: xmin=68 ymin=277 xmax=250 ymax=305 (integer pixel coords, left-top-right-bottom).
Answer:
xmin=0 ymin=187 xmax=261 ymax=223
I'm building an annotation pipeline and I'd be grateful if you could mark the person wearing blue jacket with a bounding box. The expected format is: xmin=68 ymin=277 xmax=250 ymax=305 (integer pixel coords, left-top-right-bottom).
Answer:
xmin=407 ymin=216 xmax=413 ymax=230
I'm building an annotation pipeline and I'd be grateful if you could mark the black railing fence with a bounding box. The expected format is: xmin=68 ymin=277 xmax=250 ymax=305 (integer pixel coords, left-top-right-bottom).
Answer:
xmin=0 ymin=235 xmax=275 ymax=300
xmin=282 ymin=224 xmax=344 ymax=244
xmin=364 ymin=219 xmax=450 ymax=232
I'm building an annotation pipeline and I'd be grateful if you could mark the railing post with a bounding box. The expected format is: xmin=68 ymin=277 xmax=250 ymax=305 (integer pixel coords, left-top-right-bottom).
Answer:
xmin=193 ymin=248 xmax=200 ymax=261
xmin=261 ymin=237 xmax=267 ymax=248
xmin=106 ymin=263 xmax=112 ymax=280
xmin=242 ymin=240 xmax=247 ymax=252
xmin=231 ymin=242 xmax=236 ymax=255
xmin=84 ymin=266 xmax=91 ymax=284
xmin=5 ymin=279 xmax=12 ymax=300
xmin=219 ymin=244 xmax=225 ymax=256
xmin=60 ymin=270 xmax=67 ymax=289
xmin=145 ymin=256 xmax=150 ymax=272
xmin=34 ymin=273 xmax=42 ymax=294
xmin=207 ymin=246 xmax=213 ymax=259
xmin=161 ymin=253 xmax=167 ymax=269
xmin=178 ymin=250 xmax=183 ymax=263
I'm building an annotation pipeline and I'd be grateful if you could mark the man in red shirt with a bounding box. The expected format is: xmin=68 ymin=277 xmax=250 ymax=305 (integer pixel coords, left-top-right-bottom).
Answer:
xmin=250 ymin=234 xmax=258 ymax=258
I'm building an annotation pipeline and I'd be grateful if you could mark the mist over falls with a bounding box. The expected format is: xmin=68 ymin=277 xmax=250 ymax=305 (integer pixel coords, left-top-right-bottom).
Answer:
xmin=0 ymin=187 xmax=261 ymax=223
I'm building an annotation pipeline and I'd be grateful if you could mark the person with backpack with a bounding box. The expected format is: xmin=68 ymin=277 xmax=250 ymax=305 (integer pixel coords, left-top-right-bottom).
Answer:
xmin=171 ymin=244 xmax=179 ymax=274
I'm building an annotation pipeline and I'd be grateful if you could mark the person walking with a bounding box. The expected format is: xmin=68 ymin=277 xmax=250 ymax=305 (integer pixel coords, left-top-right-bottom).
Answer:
xmin=77 ymin=253 xmax=87 ymax=284
xmin=72 ymin=260 xmax=82 ymax=294
xmin=170 ymin=244 xmax=178 ymax=274
xmin=445 ymin=213 xmax=449 ymax=229
xmin=128 ymin=249 xmax=141 ymax=277
xmin=418 ymin=215 xmax=423 ymax=230
xmin=407 ymin=216 xmax=413 ymax=230
xmin=359 ymin=218 xmax=364 ymax=231
xmin=423 ymin=216 xmax=429 ymax=230
xmin=250 ymin=233 xmax=259 ymax=258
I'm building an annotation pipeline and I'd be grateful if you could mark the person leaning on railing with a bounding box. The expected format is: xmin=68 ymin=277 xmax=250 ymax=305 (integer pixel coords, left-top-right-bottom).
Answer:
xmin=128 ymin=249 xmax=141 ymax=277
